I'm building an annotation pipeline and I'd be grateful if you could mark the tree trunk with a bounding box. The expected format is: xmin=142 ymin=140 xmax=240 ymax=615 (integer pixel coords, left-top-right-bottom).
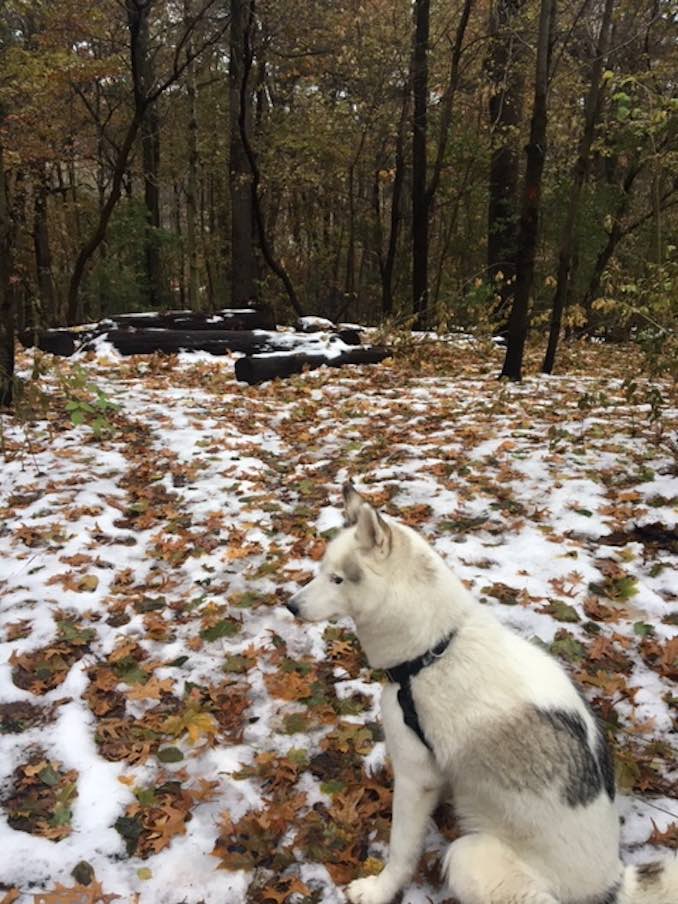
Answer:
xmin=173 ymin=180 xmax=186 ymax=307
xmin=229 ymin=0 xmax=258 ymax=308
xmin=487 ymin=0 xmax=525 ymax=309
xmin=500 ymin=0 xmax=556 ymax=380
xmin=426 ymin=0 xmax=474 ymax=210
xmin=0 ymin=132 xmax=14 ymax=408
xmin=238 ymin=0 xmax=303 ymax=317
xmin=142 ymin=106 xmax=163 ymax=305
xmin=128 ymin=0 xmax=164 ymax=307
xmin=67 ymin=111 xmax=144 ymax=323
xmin=542 ymin=0 xmax=614 ymax=374
xmin=66 ymin=1 xmax=225 ymax=323
xmin=382 ymin=78 xmax=410 ymax=317
xmin=33 ymin=166 xmax=58 ymax=321
xmin=412 ymin=0 xmax=430 ymax=328
xmin=345 ymin=132 xmax=366 ymax=302
xmin=184 ymin=0 xmax=200 ymax=309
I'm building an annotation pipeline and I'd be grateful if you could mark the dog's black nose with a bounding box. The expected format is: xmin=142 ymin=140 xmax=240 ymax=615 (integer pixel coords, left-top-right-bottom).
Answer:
xmin=285 ymin=600 xmax=299 ymax=616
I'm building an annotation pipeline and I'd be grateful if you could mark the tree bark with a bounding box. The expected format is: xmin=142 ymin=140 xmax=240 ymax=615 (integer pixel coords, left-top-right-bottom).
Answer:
xmin=33 ymin=165 xmax=58 ymax=321
xmin=173 ymin=180 xmax=186 ymax=306
xmin=412 ymin=0 xmax=430 ymax=328
xmin=238 ymin=0 xmax=303 ymax=316
xmin=382 ymin=78 xmax=410 ymax=316
xmin=127 ymin=0 xmax=164 ymax=307
xmin=487 ymin=0 xmax=525 ymax=308
xmin=229 ymin=0 xmax=258 ymax=308
xmin=66 ymin=110 xmax=144 ymax=323
xmin=0 ymin=130 xmax=14 ymax=408
xmin=66 ymin=2 xmax=227 ymax=323
xmin=426 ymin=0 xmax=474 ymax=210
xmin=542 ymin=0 xmax=614 ymax=373
xmin=185 ymin=0 xmax=200 ymax=309
xmin=500 ymin=0 xmax=556 ymax=380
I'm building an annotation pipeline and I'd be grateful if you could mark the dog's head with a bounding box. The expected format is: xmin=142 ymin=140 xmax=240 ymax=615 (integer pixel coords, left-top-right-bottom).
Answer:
xmin=286 ymin=481 xmax=393 ymax=624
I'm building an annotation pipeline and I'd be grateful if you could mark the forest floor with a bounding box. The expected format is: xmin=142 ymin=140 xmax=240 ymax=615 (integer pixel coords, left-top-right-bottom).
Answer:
xmin=0 ymin=337 xmax=676 ymax=904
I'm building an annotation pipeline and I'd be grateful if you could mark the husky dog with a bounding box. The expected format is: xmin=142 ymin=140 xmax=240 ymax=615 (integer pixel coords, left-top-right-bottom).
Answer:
xmin=286 ymin=483 xmax=678 ymax=904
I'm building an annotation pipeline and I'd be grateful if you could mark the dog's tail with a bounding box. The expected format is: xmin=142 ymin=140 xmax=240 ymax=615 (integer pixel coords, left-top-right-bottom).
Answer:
xmin=620 ymin=856 xmax=678 ymax=904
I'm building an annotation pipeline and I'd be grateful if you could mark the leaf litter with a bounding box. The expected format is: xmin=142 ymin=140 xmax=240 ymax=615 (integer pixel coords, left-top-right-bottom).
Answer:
xmin=0 ymin=338 xmax=676 ymax=902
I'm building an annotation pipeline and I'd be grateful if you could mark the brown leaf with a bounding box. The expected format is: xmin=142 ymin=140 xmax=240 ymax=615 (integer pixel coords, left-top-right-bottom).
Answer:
xmin=648 ymin=820 xmax=678 ymax=849
xmin=33 ymin=879 xmax=119 ymax=904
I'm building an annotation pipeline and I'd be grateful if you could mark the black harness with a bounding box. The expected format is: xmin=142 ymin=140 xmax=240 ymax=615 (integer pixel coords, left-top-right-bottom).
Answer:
xmin=384 ymin=631 xmax=455 ymax=751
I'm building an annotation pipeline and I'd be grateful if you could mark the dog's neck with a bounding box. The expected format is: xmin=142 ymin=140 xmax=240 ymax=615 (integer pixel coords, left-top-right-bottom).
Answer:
xmin=354 ymin=582 xmax=472 ymax=671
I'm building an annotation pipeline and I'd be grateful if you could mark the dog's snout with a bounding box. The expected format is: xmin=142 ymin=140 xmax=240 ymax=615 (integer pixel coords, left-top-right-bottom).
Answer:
xmin=285 ymin=599 xmax=300 ymax=617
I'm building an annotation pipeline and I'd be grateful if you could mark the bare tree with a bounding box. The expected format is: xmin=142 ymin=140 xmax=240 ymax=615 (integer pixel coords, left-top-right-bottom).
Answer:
xmin=32 ymin=164 xmax=58 ymax=320
xmin=487 ymin=0 xmax=525 ymax=310
xmin=0 ymin=113 xmax=14 ymax=407
xmin=229 ymin=0 xmax=258 ymax=309
xmin=500 ymin=0 xmax=556 ymax=380
xmin=412 ymin=0 xmax=430 ymax=328
xmin=381 ymin=77 xmax=410 ymax=316
xmin=542 ymin=0 xmax=615 ymax=373
xmin=237 ymin=0 xmax=303 ymax=317
xmin=185 ymin=0 xmax=200 ymax=309
xmin=127 ymin=0 xmax=164 ymax=307
xmin=66 ymin=0 xmax=227 ymax=323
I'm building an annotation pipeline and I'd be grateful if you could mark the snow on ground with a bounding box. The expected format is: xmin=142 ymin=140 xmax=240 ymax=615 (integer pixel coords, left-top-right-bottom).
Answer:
xmin=0 ymin=338 xmax=676 ymax=903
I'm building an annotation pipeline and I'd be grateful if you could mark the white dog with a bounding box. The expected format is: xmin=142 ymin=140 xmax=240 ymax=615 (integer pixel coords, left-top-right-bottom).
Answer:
xmin=287 ymin=482 xmax=678 ymax=904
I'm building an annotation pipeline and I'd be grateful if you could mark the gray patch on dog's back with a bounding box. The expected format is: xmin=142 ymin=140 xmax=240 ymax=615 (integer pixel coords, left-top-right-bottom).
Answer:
xmin=537 ymin=708 xmax=606 ymax=806
xmin=595 ymin=724 xmax=615 ymax=800
xmin=577 ymin=691 xmax=615 ymax=801
xmin=591 ymin=882 xmax=619 ymax=904
xmin=574 ymin=883 xmax=620 ymax=904
xmin=472 ymin=706 xmax=607 ymax=807
xmin=637 ymin=862 xmax=663 ymax=887
xmin=342 ymin=555 xmax=363 ymax=583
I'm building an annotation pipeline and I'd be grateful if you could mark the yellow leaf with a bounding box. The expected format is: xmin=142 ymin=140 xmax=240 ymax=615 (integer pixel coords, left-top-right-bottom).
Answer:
xmin=186 ymin=711 xmax=218 ymax=745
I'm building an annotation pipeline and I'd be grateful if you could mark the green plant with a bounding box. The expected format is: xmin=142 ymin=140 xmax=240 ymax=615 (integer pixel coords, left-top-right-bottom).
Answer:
xmin=59 ymin=365 xmax=120 ymax=438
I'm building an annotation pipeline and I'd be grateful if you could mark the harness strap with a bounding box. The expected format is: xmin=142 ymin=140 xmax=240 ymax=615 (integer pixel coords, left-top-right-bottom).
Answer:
xmin=384 ymin=631 xmax=455 ymax=752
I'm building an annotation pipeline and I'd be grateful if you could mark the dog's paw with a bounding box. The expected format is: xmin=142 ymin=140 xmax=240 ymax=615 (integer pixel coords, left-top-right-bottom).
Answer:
xmin=346 ymin=875 xmax=395 ymax=904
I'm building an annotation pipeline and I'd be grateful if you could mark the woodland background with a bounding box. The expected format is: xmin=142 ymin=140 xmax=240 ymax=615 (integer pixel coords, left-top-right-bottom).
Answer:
xmin=0 ymin=0 xmax=677 ymax=400
xmin=1 ymin=4 xmax=678 ymax=901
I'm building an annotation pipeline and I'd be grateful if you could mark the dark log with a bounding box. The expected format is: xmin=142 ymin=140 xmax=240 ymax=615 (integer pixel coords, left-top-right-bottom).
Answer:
xmin=19 ymin=309 xmax=276 ymax=356
xmin=106 ymin=308 xmax=273 ymax=331
xmin=332 ymin=329 xmax=361 ymax=346
xmin=18 ymin=326 xmax=102 ymax=356
xmin=235 ymin=346 xmax=392 ymax=385
xmin=88 ymin=329 xmax=364 ymax=357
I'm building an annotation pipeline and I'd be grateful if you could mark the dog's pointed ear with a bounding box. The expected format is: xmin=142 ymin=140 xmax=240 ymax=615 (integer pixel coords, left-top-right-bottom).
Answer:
xmin=356 ymin=504 xmax=392 ymax=556
xmin=342 ymin=481 xmax=367 ymax=526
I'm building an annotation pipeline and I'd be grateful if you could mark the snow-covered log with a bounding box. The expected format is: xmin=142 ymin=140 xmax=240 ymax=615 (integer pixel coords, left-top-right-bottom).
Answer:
xmin=106 ymin=308 xmax=273 ymax=331
xmin=18 ymin=309 xmax=275 ymax=356
xmin=234 ymin=346 xmax=391 ymax=385
xmin=19 ymin=326 xmax=101 ymax=357
xmin=84 ymin=328 xmax=361 ymax=357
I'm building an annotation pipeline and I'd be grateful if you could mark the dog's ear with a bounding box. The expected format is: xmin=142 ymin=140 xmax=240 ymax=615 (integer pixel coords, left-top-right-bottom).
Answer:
xmin=342 ymin=481 xmax=367 ymax=526
xmin=356 ymin=504 xmax=392 ymax=557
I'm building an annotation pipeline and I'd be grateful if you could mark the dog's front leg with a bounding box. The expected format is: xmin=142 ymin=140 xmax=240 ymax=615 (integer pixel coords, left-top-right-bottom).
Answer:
xmin=347 ymin=771 xmax=442 ymax=904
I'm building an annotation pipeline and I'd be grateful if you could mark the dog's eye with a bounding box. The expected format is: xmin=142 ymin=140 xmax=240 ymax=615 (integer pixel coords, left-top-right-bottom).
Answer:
xmin=330 ymin=574 xmax=344 ymax=585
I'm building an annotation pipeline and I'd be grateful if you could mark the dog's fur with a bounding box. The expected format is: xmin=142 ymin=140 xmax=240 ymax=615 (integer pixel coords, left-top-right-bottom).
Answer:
xmin=287 ymin=483 xmax=678 ymax=904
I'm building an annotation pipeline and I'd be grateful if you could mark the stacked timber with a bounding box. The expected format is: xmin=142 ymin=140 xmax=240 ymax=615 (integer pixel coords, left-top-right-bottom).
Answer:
xmin=18 ymin=310 xmax=390 ymax=384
